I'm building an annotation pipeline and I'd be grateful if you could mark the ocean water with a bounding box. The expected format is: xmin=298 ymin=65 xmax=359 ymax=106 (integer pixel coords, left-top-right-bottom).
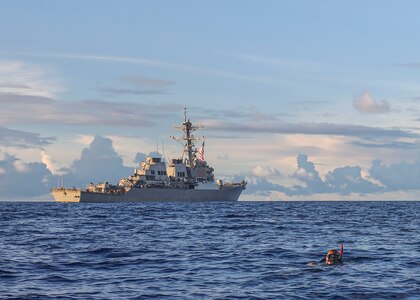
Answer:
xmin=0 ymin=201 xmax=419 ymax=300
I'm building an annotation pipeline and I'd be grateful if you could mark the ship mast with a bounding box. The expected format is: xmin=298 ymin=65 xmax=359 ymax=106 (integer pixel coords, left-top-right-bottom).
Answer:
xmin=170 ymin=108 xmax=204 ymax=178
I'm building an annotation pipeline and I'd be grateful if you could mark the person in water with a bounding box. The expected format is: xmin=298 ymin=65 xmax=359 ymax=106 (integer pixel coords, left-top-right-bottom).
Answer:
xmin=321 ymin=244 xmax=343 ymax=265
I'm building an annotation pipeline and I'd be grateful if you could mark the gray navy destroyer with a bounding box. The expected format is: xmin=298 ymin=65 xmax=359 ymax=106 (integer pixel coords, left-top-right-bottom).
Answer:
xmin=51 ymin=109 xmax=247 ymax=202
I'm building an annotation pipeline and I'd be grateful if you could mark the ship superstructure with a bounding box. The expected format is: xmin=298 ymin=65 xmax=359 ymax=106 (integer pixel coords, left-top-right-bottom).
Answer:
xmin=51 ymin=109 xmax=246 ymax=202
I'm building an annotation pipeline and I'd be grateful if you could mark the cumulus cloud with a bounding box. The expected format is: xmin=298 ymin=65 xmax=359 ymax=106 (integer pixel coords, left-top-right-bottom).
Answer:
xmin=41 ymin=150 xmax=63 ymax=175
xmin=324 ymin=165 xmax=382 ymax=195
xmin=1 ymin=138 xmax=419 ymax=199
xmin=73 ymin=135 xmax=94 ymax=146
xmin=148 ymin=151 xmax=162 ymax=158
xmin=0 ymin=153 xmax=52 ymax=199
xmin=242 ymin=153 xmax=420 ymax=197
xmin=232 ymin=175 xmax=279 ymax=197
xmin=0 ymin=136 xmax=153 ymax=199
xmin=62 ymin=136 xmax=133 ymax=188
xmin=353 ymin=91 xmax=391 ymax=114
xmin=133 ymin=151 xmax=164 ymax=164
xmin=292 ymin=154 xmax=326 ymax=194
xmin=13 ymin=160 xmax=30 ymax=173
xmin=251 ymin=165 xmax=282 ymax=177
xmin=133 ymin=152 xmax=147 ymax=164
xmin=370 ymin=160 xmax=420 ymax=190
xmin=241 ymin=154 xmax=384 ymax=196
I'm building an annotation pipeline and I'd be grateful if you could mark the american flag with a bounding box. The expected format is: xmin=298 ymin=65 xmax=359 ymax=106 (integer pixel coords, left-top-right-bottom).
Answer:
xmin=198 ymin=141 xmax=205 ymax=162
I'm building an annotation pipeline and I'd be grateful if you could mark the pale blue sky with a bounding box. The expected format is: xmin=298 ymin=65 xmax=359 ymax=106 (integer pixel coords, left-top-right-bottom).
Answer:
xmin=0 ymin=1 xmax=419 ymax=200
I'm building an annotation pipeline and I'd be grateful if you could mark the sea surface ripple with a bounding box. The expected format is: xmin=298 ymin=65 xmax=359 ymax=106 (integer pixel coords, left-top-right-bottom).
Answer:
xmin=0 ymin=201 xmax=419 ymax=299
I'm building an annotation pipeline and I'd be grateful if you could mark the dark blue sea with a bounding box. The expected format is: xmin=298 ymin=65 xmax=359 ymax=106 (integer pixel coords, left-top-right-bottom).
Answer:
xmin=0 ymin=201 xmax=419 ymax=299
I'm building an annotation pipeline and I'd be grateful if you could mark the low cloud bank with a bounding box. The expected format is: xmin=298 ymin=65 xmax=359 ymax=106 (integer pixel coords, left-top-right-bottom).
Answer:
xmin=0 ymin=153 xmax=52 ymax=199
xmin=0 ymin=137 xmax=419 ymax=200
xmin=241 ymin=154 xmax=419 ymax=197
xmin=0 ymin=136 xmax=134 ymax=199
xmin=370 ymin=159 xmax=420 ymax=190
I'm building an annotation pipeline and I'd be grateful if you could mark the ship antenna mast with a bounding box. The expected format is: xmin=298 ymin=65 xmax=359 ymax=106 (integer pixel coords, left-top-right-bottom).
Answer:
xmin=170 ymin=107 xmax=204 ymax=179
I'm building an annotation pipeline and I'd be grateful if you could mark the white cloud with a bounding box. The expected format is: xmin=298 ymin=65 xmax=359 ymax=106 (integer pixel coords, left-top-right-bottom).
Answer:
xmin=16 ymin=52 xmax=274 ymax=83
xmin=13 ymin=160 xmax=30 ymax=173
xmin=0 ymin=153 xmax=52 ymax=199
xmin=239 ymin=154 xmax=384 ymax=197
xmin=370 ymin=159 xmax=420 ymax=190
xmin=2 ymin=134 xmax=419 ymax=200
xmin=353 ymin=91 xmax=391 ymax=114
xmin=106 ymin=135 xmax=157 ymax=166
xmin=241 ymin=153 xmax=420 ymax=198
xmin=251 ymin=165 xmax=281 ymax=177
xmin=41 ymin=150 xmax=63 ymax=175
xmin=73 ymin=135 xmax=95 ymax=146
xmin=62 ymin=136 xmax=133 ymax=188
xmin=0 ymin=60 xmax=64 ymax=98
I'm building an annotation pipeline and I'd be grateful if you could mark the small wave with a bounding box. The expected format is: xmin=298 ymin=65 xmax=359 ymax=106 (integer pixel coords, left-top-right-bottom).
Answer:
xmin=88 ymin=214 xmax=108 ymax=219
xmin=259 ymin=272 xmax=292 ymax=282
xmin=222 ymin=213 xmax=257 ymax=219
xmin=348 ymin=255 xmax=377 ymax=263
xmin=0 ymin=269 xmax=16 ymax=279
xmin=303 ymin=264 xmax=326 ymax=274
xmin=223 ymin=224 xmax=260 ymax=230
xmin=63 ymin=261 xmax=92 ymax=268
xmin=346 ymin=291 xmax=412 ymax=299
xmin=42 ymin=274 xmax=77 ymax=283
xmin=34 ymin=262 xmax=63 ymax=272
xmin=85 ymin=247 xmax=114 ymax=255
xmin=105 ymin=251 xmax=134 ymax=259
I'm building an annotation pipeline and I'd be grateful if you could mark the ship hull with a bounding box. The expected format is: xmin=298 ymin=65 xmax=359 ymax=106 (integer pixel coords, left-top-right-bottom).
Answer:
xmin=52 ymin=186 xmax=244 ymax=203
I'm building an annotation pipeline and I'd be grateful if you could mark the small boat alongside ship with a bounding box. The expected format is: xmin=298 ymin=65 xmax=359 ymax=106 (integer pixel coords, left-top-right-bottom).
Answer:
xmin=51 ymin=109 xmax=246 ymax=202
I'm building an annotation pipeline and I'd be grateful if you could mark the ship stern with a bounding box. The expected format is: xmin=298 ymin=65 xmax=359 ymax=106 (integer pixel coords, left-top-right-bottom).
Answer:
xmin=51 ymin=188 xmax=81 ymax=202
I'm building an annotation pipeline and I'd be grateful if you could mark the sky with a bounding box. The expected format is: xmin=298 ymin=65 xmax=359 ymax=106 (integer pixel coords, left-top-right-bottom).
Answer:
xmin=0 ymin=1 xmax=419 ymax=200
